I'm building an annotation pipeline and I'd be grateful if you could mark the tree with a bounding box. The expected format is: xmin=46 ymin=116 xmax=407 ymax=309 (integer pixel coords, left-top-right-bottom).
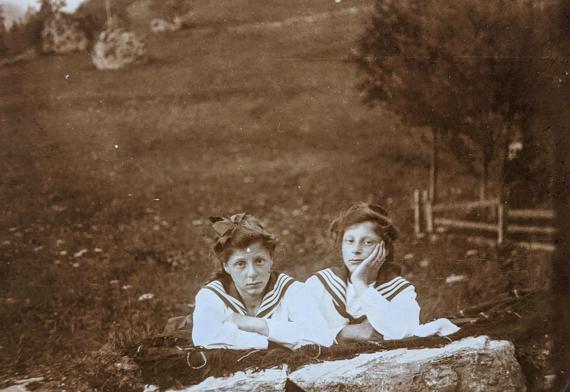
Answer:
xmin=37 ymin=0 xmax=66 ymax=16
xmin=0 ymin=6 xmax=7 ymax=57
xmin=355 ymin=0 xmax=541 ymax=202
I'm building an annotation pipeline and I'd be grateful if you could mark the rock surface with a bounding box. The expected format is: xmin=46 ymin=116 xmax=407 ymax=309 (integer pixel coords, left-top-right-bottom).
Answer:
xmin=156 ymin=366 xmax=288 ymax=392
xmin=91 ymin=28 xmax=146 ymax=70
xmin=0 ymin=378 xmax=44 ymax=392
xmin=41 ymin=12 xmax=89 ymax=54
xmin=288 ymin=336 xmax=526 ymax=392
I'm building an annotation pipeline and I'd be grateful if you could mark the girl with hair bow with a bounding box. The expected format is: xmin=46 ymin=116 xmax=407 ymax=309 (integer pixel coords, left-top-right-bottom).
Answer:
xmin=192 ymin=213 xmax=334 ymax=350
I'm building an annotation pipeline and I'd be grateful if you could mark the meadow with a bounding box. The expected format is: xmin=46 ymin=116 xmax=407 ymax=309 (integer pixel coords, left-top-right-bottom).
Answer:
xmin=0 ymin=1 xmax=550 ymax=389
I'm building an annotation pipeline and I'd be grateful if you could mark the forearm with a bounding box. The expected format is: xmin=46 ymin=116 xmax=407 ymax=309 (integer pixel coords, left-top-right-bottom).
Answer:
xmin=231 ymin=314 xmax=269 ymax=336
xmin=361 ymin=288 xmax=420 ymax=339
xmin=192 ymin=290 xmax=268 ymax=349
xmin=232 ymin=315 xmax=329 ymax=347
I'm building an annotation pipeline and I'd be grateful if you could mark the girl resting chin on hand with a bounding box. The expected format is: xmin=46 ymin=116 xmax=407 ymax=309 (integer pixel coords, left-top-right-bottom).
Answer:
xmin=304 ymin=202 xmax=459 ymax=344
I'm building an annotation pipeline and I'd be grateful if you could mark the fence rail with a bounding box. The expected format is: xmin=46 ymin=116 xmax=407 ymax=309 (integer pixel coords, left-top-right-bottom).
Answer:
xmin=432 ymin=199 xmax=499 ymax=212
xmin=413 ymin=189 xmax=557 ymax=250
xmin=507 ymin=209 xmax=556 ymax=219
xmin=434 ymin=218 xmax=498 ymax=232
xmin=507 ymin=224 xmax=557 ymax=235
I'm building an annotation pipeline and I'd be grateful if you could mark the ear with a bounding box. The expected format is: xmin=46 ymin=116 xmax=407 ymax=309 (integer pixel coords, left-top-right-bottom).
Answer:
xmin=222 ymin=262 xmax=230 ymax=274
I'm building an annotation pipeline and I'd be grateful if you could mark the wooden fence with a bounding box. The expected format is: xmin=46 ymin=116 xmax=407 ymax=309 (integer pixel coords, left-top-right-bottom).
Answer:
xmin=413 ymin=190 xmax=557 ymax=251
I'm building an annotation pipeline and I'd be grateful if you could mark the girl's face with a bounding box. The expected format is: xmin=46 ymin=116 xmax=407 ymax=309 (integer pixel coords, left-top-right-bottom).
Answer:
xmin=341 ymin=221 xmax=383 ymax=273
xmin=223 ymin=241 xmax=273 ymax=300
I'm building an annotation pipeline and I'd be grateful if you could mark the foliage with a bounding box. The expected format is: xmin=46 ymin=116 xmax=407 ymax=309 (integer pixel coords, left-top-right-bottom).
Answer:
xmin=0 ymin=0 xmax=70 ymax=56
xmin=0 ymin=6 xmax=7 ymax=57
xmin=3 ymin=14 xmax=42 ymax=55
xmin=74 ymin=0 xmax=135 ymax=38
xmin=38 ymin=0 xmax=67 ymax=17
xmin=355 ymin=0 xmax=551 ymax=200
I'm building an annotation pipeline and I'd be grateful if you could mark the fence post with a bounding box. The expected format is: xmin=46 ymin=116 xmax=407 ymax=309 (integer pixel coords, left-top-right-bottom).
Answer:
xmin=497 ymin=203 xmax=505 ymax=245
xmin=422 ymin=190 xmax=433 ymax=233
xmin=414 ymin=189 xmax=421 ymax=235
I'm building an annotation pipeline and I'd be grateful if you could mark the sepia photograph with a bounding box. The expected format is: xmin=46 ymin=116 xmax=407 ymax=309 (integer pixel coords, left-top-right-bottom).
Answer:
xmin=1 ymin=0 xmax=569 ymax=390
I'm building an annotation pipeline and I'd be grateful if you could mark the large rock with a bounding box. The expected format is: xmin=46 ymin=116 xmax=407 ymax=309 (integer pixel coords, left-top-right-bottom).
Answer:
xmin=288 ymin=336 xmax=526 ymax=392
xmin=91 ymin=28 xmax=146 ymax=70
xmin=41 ymin=12 xmax=89 ymax=54
xmin=145 ymin=366 xmax=288 ymax=392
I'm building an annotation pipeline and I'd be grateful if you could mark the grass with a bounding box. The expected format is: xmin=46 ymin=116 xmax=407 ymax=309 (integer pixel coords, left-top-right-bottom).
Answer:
xmin=0 ymin=1 xmax=551 ymax=390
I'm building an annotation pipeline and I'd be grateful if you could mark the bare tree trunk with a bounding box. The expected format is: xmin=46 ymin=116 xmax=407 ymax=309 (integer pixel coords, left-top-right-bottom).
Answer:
xmin=479 ymin=150 xmax=489 ymax=201
xmin=479 ymin=162 xmax=487 ymax=201
xmin=429 ymin=128 xmax=438 ymax=203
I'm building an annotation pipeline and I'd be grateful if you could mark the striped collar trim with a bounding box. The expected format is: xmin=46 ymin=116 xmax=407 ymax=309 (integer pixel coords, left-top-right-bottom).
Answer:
xmin=256 ymin=274 xmax=295 ymax=318
xmin=375 ymin=276 xmax=413 ymax=301
xmin=204 ymin=273 xmax=295 ymax=318
xmin=204 ymin=280 xmax=247 ymax=314
xmin=316 ymin=268 xmax=347 ymax=307
xmin=315 ymin=268 xmax=364 ymax=323
xmin=317 ymin=267 xmax=413 ymax=303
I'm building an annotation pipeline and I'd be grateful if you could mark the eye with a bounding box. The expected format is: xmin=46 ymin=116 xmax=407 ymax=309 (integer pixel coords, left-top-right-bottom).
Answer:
xmin=343 ymin=238 xmax=354 ymax=244
xmin=255 ymin=257 xmax=267 ymax=266
xmin=234 ymin=260 xmax=246 ymax=268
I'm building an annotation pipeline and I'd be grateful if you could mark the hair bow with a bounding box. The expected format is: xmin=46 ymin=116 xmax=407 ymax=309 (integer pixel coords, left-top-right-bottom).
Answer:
xmin=209 ymin=212 xmax=251 ymax=253
xmin=209 ymin=213 xmax=246 ymax=237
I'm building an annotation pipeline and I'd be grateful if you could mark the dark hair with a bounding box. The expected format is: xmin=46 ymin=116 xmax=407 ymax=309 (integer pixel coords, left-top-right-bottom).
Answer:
xmin=208 ymin=213 xmax=277 ymax=281
xmin=329 ymin=202 xmax=400 ymax=278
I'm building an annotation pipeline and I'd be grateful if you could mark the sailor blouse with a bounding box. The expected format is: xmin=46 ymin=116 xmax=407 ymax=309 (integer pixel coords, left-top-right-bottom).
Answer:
xmin=192 ymin=272 xmax=334 ymax=350
xmin=305 ymin=267 xmax=459 ymax=342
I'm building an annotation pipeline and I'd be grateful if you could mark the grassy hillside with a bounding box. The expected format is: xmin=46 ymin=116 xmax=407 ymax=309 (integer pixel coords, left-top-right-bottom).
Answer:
xmin=0 ymin=2 xmax=548 ymax=389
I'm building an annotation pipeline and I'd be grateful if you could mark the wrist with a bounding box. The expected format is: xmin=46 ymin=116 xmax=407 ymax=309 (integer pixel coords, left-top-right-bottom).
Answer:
xmin=260 ymin=319 xmax=269 ymax=336
xmin=351 ymin=278 xmax=368 ymax=294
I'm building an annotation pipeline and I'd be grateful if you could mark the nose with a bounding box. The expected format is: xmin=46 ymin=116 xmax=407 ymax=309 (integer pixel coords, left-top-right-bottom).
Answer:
xmin=351 ymin=242 xmax=363 ymax=255
xmin=246 ymin=262 xmax=257 ymax=279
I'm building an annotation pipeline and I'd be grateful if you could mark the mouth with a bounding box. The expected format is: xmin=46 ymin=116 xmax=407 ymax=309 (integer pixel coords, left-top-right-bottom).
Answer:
xmin=349 ymin=259 xmax=364 ymax=264
xmin=246 ymin=282 xmax=263 ymax=288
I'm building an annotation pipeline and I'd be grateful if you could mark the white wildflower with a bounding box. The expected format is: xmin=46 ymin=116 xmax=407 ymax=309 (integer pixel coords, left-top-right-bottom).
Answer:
xmin=138 ymin=293 xmax=154 ymax=301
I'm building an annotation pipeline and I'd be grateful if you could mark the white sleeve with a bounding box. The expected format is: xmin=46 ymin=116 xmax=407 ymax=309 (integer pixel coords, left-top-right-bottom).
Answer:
xmin=359 ymin=286 xmax=421 ymax=340
xmin=303 ymin=277 xmax=346 ymax=344
xmin=265 ymin=281 xmax=337 ymax=348
xmin=192 ymin=289 xmax=268 ymax=349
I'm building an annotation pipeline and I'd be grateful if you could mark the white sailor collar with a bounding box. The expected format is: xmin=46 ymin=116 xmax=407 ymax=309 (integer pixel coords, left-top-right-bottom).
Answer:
xmin=204 ymin=272 xmax=296 ymax=318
